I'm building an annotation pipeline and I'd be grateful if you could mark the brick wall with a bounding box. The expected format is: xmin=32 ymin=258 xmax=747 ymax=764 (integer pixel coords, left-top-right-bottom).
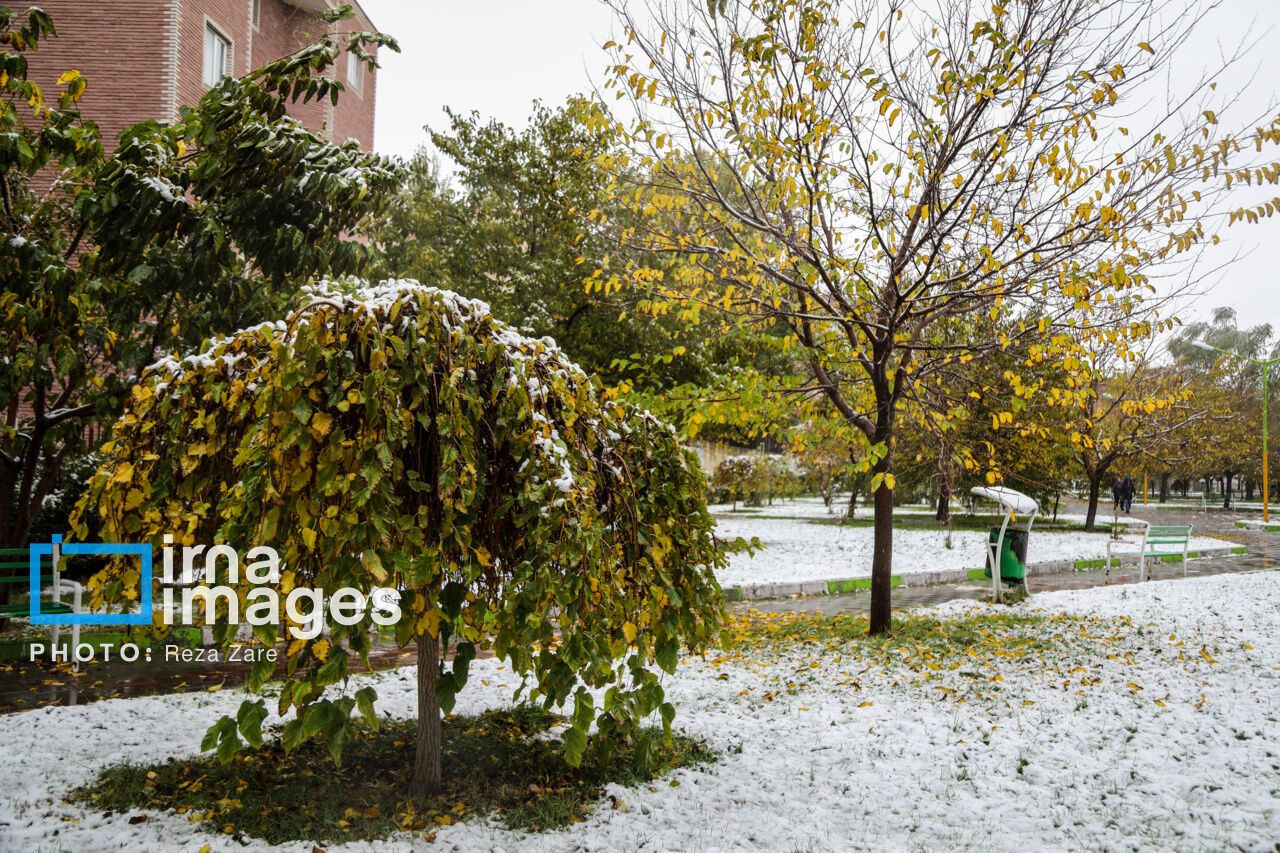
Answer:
xmin=20 ymin=0 xmax=172 ymax=149
xmin=19 ymin=0 xmax=377 ymax=152
xmin=250 ymin=0 xmax=332 ymax=139
xmin=174 ymin=0 xmax=256 ymax=113
xmin=329 ymin=10 xmax=377 ymax=149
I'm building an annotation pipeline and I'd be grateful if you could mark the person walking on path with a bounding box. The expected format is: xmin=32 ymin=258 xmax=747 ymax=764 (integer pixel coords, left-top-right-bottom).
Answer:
xmin=1112 ymin=475 xmax=1125 ymax=512
xmin=1121 ymin=475 xmax=1136 ymax=513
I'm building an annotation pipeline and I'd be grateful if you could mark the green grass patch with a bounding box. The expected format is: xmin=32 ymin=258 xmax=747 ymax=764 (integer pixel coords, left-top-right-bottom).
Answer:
xmin=1074 ymin=558 xmax=1109 ymax=570
xmin=71 ymin=705 xmax=714 ymax=845
xmin=825 ymin=576 xmax=904 ymax=594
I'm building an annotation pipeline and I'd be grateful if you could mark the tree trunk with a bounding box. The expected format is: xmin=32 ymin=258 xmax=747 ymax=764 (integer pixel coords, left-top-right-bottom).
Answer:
xmin=1159 ymin=472 xmax=1170 ymax=504
xmin=412 ymin=633 xmax=442 ymax=795
xmin=1084 ymin=475 xmax=1102 ymax=532
xmin=935 ymin=452 xmax=952 ymax=523
xmin=843 ymin=481 xmax=857 ymax=523
xmin=1223 ymin=472 xmax=1234 ymax=509
xmin=1246 ymin=478 xmax=1255 ymax=501
xmin=869 ymin=405 xmax=895 ymax=636
xmin=870 ymin=469 xmax=894 ymax=635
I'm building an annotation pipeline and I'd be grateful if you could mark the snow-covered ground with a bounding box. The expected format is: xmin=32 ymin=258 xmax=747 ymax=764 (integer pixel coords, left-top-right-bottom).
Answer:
xmin=709 ymin=496 xmax=935 ymax=519
xmin=713 ymin=514 xmax=1228 ymax=587
xmin=3 ymin=570 xmax=1278 ymax=851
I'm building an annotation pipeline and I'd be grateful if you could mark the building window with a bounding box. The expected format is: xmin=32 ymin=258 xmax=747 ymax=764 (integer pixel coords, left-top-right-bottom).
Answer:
xmin=250 ymin=0 xmax=261 ymax=30
xmin=347 ymin=50 xmax=364 ymax=95
xmin=203 ymin=23 xmax=231 ymax=86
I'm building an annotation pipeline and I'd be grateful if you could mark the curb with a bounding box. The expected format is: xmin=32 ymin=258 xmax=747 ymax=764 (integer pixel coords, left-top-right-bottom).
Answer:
xmin=721 ymin=544 xmax=1247 ymax=602
xmin=1236 ymin=520 xmax=1280 ymax=532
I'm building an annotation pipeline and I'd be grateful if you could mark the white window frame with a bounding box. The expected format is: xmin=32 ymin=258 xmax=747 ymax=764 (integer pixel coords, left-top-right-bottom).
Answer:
xmin=346 ymin=50 xmax=364 ymax=96
xmin=203 ymin=20 xmax=233 ymax=87
xmin=250 ymin=0 xmax=261 ymax=31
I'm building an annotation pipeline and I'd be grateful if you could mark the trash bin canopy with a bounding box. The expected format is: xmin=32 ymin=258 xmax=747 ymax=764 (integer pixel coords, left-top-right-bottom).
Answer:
xmin=970 ymin=486 xmax=1038 ymax=515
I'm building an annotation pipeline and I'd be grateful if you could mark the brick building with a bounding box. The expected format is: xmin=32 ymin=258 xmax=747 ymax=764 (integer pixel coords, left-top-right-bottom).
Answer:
xmin=23 ymin=0 xmax=379 ymax=151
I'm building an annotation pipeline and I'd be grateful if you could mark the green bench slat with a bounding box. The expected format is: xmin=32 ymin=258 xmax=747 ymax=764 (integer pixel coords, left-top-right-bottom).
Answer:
xmin=0 ymin=596 xmax=72 ymax=612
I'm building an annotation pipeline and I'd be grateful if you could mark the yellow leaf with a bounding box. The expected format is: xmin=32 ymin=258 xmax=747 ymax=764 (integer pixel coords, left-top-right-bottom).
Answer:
xmin=417 ymin=609 xmax=442 ymax=638
xmin=125 ymin=489 xmax=145 ymax=510
xmin=312 ymin=639 xmax=330 ymax=662
xmin=622 ymin=621 xmax=638 ymax=643
xmin=1138 ymin=42 xmax=1154 ymax=54
xmin=311 ymin=412 xmax=334 ymax=436
xmin=111 ymin=462 xmax=135 ymax=485
xmin=362 ymin=550 xmax=388 ymax=583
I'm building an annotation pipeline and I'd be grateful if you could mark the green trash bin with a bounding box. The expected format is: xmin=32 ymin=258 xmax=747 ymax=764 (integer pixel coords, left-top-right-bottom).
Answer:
xmin=984 ymin=527 xmax=1028 ymax=583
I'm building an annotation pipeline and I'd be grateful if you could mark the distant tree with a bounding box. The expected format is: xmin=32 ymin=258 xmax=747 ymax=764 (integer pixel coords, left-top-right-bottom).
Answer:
xmin=792 ymin=415 xmax=862 ymax=509
xmin=1170 ymin=307 xmax=1276 ymax=506
xmin=713 ymin=455 xmax=758 ymax=511
xmin=1053 ymin=330 xmax=1203 ymax=529
xmin=373 ymin=104 xmax=706 ymax=391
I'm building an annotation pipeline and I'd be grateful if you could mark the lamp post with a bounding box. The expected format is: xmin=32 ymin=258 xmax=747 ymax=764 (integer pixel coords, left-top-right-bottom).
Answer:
xmin=1192 ymin=340 xmax=1278 ymax=522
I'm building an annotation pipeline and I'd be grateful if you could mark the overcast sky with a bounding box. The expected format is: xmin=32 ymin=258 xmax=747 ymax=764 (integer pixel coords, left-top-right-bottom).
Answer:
xmin=359 ymin=0 xmax=1280 ymax=339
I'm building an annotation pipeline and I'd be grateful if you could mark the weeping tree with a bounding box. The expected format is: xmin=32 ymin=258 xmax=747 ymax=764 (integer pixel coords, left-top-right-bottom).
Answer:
xmin=74 ymin=280 xmax=727 ymax=794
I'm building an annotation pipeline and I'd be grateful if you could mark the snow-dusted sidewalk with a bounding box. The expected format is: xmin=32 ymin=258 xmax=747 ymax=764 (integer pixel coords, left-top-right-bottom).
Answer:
xmin=713 ymin=514 xmax=1228 ymax=588
xmin=3 ymin=570 xmax=1279 ymax=851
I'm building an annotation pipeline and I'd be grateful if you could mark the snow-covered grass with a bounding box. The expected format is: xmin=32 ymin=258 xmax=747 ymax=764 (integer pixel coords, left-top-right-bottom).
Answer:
xmin=709 ymin=495 xmax=935 ymax=519
xmin=3 ymin=571 xmax=1279 ymax=851
xmin=713 ymin=514 xmax=1228 ymax=587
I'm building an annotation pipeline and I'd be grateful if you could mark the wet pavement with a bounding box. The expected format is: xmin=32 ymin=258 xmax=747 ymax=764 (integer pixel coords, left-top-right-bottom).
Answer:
xmin=1 ymin=500 xmax=1274 ymax=713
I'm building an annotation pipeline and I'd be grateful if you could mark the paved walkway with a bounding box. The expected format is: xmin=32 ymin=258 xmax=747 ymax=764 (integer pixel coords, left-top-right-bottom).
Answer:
xmin=732 ymin=499 xmax=1275 ymax=616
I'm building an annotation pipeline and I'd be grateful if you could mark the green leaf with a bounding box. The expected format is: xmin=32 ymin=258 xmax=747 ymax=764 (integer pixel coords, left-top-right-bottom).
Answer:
xmin=281 ymin=718 xmax=305 ymax=752
xmin=354 ymin=686 xmax=379 ymax=730
xmin=655 ymin=638 xmax=679 ymax=674
xmin=563 ymin=726 xmax=588 ymax=767
xmin=236 ymin=699 xmax=269 ymax=748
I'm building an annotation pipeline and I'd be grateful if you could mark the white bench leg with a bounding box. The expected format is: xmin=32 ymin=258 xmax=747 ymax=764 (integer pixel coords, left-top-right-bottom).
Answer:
xmin=1139 ymin=554 xmax=1147 ymax=582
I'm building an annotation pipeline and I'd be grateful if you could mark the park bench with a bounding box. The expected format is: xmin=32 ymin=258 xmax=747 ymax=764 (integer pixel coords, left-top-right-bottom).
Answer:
xmin=0 ymin=543 xmax=84 ymax=658
xmin=1104 ymin=523 xmax=1193 ymax=583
